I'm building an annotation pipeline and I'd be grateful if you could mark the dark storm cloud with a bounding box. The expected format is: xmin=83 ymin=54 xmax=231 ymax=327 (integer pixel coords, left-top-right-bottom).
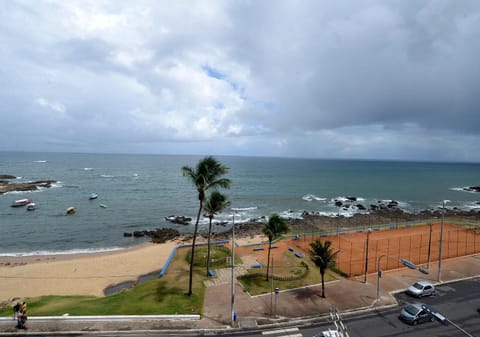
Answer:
xmin=1 ymin=1 xmax=480 ymax=161
xmin=224 ymin=1 xmax=480 ymax=134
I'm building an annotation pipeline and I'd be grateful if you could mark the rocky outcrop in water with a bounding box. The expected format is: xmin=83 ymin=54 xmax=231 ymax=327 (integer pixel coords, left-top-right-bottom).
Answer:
xmin=464 ymin=186 xmax=480 ymax=193
xmin=124 ymin=228 xmax=180 ymax=243
xmin=0 ymin=176 xmax=57 ymax=194
xmin=164 ymin=215 xmax=192 ymax=225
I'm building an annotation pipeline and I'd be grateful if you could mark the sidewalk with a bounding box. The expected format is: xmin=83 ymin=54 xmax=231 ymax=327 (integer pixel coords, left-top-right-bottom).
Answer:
xmin=200 ymin=253 xmax=480 ymax=329
xmin=1 ymin=254 xmax=479 ymax=334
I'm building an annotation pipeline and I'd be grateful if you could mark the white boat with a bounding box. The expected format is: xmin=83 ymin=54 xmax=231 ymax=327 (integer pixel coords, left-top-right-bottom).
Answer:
xmin=11 ymin=198 xmax=33 ymax=207
xmin=26 ymin=202 xmax=36 ymax=211
xmin=66 ymin=206 xmax=76 ymax=215
xmin=89 ymin=193 xmax=98 ymax=200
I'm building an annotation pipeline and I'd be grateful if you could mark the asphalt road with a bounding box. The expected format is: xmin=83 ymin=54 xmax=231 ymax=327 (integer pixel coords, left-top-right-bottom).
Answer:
xmin=236 ymin=278 xmax=480 ymax=337
xmin=301 ymin=277 xmax=480 ymax=337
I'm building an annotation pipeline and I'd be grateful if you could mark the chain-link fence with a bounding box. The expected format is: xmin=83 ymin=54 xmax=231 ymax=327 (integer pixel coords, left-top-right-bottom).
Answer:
xmin=328 ymin=223 xmax=480 ymax=277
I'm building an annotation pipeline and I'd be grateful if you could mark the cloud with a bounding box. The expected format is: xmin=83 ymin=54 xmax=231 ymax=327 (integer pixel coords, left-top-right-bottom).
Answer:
xmin=1 ymin=1 xmax=479 ymax=161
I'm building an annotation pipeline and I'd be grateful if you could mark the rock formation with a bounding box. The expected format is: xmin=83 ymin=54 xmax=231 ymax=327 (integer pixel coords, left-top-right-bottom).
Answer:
xmin=0 ymin=175 xmax=57 ymax=194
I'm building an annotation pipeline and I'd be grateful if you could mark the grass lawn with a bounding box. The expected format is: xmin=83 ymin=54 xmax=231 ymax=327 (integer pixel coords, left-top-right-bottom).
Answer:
xmin=238 ymin=250 xmax=336 ymax=296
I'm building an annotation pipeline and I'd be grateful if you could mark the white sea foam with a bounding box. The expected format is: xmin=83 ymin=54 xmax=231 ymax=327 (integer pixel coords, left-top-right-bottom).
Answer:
xmin=302 ymin=194 xmax=327 ymax=202
xmin=464 ymin=202 xmax=480 ymax=210
xmin=49 ymin=182 xmax=61 ymax=188
xmin=451 ymin=186 xmax=479 ymax=194
xmin=0 ymin=247 xmax=124 ymax=257
xmin=83 ymin=167 xmax=93 ymax=171
xmin=4 ymin=190 xmax=34 ymax=195
xmin=100 ymin=174 xmax=114 ymax=178
xmin=332 ymin=196 xmax=364 ymax=203
xmin=34 ymin=160 xmax=47 ymax=163
xmin=280 ymin=210 xmax=304 ymax=219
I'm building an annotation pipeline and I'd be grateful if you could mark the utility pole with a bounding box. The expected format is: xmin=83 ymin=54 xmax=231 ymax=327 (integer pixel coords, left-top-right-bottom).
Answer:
xmin=364 ymin=228 xmax=371 ymax=283
xmin=427 ymin=222 xmax=432 ymax=270
xmin=230 ymin=210 xmax=236 ymax=327
xmin=438 ymin=200 xmax=449 ymax=282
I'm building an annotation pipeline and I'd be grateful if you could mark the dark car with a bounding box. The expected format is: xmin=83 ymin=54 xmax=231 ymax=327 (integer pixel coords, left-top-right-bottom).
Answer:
xmin=399 ymin=303 xmax=435 ymax=325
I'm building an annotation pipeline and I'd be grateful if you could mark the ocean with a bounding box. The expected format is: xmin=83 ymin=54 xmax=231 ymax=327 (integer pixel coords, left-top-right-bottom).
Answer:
xmin=0 ymin=152 xmax=479 ymax=256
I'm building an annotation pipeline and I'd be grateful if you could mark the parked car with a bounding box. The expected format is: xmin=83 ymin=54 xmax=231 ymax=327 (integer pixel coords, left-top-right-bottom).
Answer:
xmin=406 ymin=280 xmax=435 ymax=297
xmin=399 ymin=303 xmax=434 ymax=325
xmin=314 ymin=329 xmax=340 ymax=337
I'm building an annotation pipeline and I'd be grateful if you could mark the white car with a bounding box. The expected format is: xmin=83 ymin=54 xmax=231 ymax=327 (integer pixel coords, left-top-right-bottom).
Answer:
xmin=407 ymin=280 xmax=436 ymax=298
xmin=314 ymin=329 xmax=340 ymax=337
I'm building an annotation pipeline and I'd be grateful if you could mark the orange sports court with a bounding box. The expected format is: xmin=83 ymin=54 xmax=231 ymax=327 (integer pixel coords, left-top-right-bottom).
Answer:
xmin=234 ymin=221 xmax=480 ymax=278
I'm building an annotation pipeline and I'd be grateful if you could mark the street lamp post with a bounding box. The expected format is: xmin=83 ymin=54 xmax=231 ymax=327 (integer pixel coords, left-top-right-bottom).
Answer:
xmin=270 ymin=256 xmax=274 ymax=316
xmin=230 ymin=210 xmax=236 ymax=327
xmin=230 ymin=207 xmax=251 ymax=327
xmin=438 ymin=200 xmax=450 ymax=282
xmin=274 ymin=287 xmax=279 ymax=317
xmin=376 ymin=254 xmax=427 ymax=301
xmin=364 ymin=228 xmax=371 ymax=283
xmin=427 ymin=222 xmax=433 ymax=270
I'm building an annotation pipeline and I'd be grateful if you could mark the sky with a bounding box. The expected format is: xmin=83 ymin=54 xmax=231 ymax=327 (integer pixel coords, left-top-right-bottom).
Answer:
xmin=1 ymin=1 xmax=480 ymax=162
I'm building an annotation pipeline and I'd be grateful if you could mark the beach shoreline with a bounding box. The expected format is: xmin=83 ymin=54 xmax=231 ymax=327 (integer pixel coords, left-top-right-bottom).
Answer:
xmin=0 ymin=240 xmax=181 ymax=303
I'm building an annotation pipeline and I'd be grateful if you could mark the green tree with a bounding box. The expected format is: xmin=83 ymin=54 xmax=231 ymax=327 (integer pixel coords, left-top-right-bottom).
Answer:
xmin=308 ymin=239 xmax=339 ymax=298
xmin=182 ymin=156 xmax=231 ymax=296
xmin=203 ymin=191 xmax=230 ymax=276
xmin=262 ymin=213 xmax=289 ymax=281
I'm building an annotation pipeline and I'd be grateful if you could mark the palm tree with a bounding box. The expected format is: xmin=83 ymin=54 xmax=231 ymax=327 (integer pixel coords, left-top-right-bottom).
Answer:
xmin=203 ymin=191 xmax=230 ymax=276
xmin=262 ymin=213 xmax=289 ymax=281
xmin=182 ymin=156 xmax=231 ymax=296
xmin=308 ymin=239 xmax=339 ymax=298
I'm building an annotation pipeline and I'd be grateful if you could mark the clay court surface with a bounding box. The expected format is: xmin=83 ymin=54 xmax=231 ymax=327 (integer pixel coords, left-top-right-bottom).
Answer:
xmin=233 ymin=223 xmax=480 ymax=277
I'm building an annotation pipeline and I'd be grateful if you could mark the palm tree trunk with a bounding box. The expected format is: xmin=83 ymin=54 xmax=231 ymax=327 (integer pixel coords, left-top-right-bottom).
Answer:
xmin=188 ymin=201 xmax=203 ymax=296
xmin=320 ymin=270 xmax=325 ymax=298
xmin=266 ymin=241 xmax=272 ymax=281
xmin=206 ymin=218 xmax=213 ymax=276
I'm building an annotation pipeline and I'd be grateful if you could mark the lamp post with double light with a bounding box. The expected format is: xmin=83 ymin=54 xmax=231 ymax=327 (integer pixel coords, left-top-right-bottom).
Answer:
xmin=376 ymin=254 xmax=429 ymax=301
xmin=438 ymin=200 xmax=450 ymax=282
xmin=364 ymin=228 xmax=372 ymax=283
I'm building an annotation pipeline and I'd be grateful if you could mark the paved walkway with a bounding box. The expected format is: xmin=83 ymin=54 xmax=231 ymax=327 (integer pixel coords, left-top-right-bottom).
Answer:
xmin=1 ymin=254 xmax=479 ymax=334
xmin=199 ymin=253 xmax=480 ymax=329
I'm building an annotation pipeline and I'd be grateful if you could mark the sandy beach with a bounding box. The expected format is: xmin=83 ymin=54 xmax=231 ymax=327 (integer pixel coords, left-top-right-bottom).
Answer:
xmin=0 ymin=240 xmax=179 ymax=303
xmin=0 ymin=232 xmax=267 ymax=304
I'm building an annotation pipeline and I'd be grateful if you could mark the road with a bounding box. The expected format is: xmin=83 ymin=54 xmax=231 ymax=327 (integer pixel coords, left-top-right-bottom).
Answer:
xmin=302 ymin=277 xmax=480 ymax=337
xmin=242 ymin=278 xmax=480 ymax=337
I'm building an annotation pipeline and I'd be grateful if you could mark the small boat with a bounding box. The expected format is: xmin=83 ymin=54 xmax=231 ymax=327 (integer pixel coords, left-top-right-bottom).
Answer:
xmin=89 ymin=193 xmax=98 ymax=200
xmin=66 ymin=206 xmax=76 ymax=215
xmin=26 ymin=202 xmax=36 ymax=211
xmin=11 ymin=199 xmax=33 ymax=207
